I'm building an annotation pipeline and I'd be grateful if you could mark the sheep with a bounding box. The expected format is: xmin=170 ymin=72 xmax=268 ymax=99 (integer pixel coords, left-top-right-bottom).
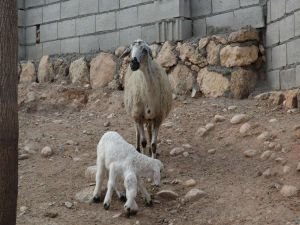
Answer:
xmin=92 ymin=131 xmax=163 ymax=216
xmin=122 ymin=39 xmax=173 ymax=158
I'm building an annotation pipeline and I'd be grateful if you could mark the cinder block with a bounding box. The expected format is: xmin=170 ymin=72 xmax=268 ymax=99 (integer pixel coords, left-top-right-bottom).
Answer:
xmin=45 ymin=0 xmax=60 ymax=3
xmin=120 ymin=0 xmax=140 ymax=8
xmin=142 ymin=24 xmax=158 ymax=44
xmin=58 ymin=19 xmax=76 ymax=38
xmin=191 ymin=0 xmax=212 ymax=17
xmin=25 ymin=7 xmax=43 ymax=26
xmin=271 ymin=0 xmax=285 ymax=21
xmin=79 ymin=0 xmax=98 ymax=15
xmin=120 ymin=26 xmax=141 ymax=46
xmin=206 ymin=12 xmax=234 ymax=35
xmin=40 ymin=22 xmax=58 ymax=42
xmin=266 ymin=48 xmax=272 ymax=70
xmin=212 ymin=0 xmax=239 ymax=13
xmin=61 ymin=37 xmax=79 ymax=53
xmin=266 ymin=21 xmax=279 ymax=47
xmin=25 ymin=0 xmax=44 ymax=8
xmin=280 ymin=14 xmax=294 ymax=42
xmin=26 ymin=44 xmax=43 ymax=60
xmin=99 ymin=0 xmax=119 ymax=12
xmin=233 ymin=6 xmax=264 ymax=29
xmin=286 ymin=0 xmax=300 ymax=13
xmin=154 ymin=0 xmax=191 ymax=20
xmin=96 ymin=12 xmax=116 ymax=32
xmin=43 ymin=3 xmax=60 ymax=23
xmin=18 ymin=28 xmax=25 ymax=45
xmin=287 ymin=38 xmax=300 ymax=65
xmin=138 ymin=4 xmax=156 ymax=24
xmin=61 ymin=0 xmax=79 ymax=19
xmin=76 ymin=15 xmax=96 ymax=35
xmin=19 ymin=46 xmax=26 ymax=60
xmin=267 ymin=0 xmax=271 ymax=24
xmin=295 ymin=11 xmax=300 ymax=36
xmin=193 ymin=18 xmax=207 ymax=37
xmin=240 ymin=0 xmax=259 ymax=7
xmin=25 ymin=26 xmax=36 ymax=44
xmin=43 ymin=40 xmax=61 ymax=55
xmin=117 ymin=7 xmax=138 ymax=29
xmin=18 ymin=0 xmax=24 ymax=9
xmin=18 ymin=10 xmax=25 ymax=27
xmin=99 ymin=31 xmax=120 ymax=51
xmin=80 ymin=35 xmax=99 ymax=53
xmin=295 ymin=65 xmax=300 ymax=87
xmin=280 ymin=68 xmax=296 ymax=90
xmin=267 ymin=70 xmax=280 ymax=90
xmin=271 ymin=44 xmax=286 ymax=69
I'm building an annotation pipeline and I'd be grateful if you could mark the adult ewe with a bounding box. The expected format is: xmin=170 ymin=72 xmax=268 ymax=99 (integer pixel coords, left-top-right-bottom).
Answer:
xmin=122 ymin=39 xmax=172 ymax=158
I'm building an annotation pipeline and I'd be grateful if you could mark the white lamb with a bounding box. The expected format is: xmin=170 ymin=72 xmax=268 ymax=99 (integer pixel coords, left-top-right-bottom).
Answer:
xmin=122 ymin=39 xmax=172 ymax=158
xmin=92 ymin=131 xmax=163 ymax=216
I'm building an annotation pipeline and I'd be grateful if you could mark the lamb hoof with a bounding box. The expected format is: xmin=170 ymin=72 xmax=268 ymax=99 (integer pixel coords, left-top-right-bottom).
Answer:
xmin=119 ymin=192 xmax=127 ymax=202
xmin=93 ymin=196 xmax=101 ymax=203
xmin=103 ymin=203 xmax=110 ymax=210
xmin=144 ymin=199 xmax=153 ymax=207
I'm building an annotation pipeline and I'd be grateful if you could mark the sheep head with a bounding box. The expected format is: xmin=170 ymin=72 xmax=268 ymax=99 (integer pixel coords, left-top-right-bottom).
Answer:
xmin=120 ymin=39 xmax=153 ymax=71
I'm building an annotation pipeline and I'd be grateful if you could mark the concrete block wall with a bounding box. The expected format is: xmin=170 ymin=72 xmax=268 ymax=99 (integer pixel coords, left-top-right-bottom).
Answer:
xmin=266 ymin=0 xmax=300 ymax=90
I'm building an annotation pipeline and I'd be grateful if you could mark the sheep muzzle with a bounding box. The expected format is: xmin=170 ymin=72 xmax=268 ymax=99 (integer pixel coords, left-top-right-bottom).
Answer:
xmin=130 ymin=57 xmax=140 ymax=71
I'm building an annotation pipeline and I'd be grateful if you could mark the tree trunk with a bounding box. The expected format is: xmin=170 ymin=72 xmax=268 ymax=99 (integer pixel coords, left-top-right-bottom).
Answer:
xmin=0 ymin=0 xmax=19 ymax=224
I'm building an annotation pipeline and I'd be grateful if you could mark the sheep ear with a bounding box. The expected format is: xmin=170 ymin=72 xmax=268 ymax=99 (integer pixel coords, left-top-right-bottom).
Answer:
xmin=119 ymin=46 xmax=131 ymax=59
xmin=144 ymin=45 xmax=153 ymax=59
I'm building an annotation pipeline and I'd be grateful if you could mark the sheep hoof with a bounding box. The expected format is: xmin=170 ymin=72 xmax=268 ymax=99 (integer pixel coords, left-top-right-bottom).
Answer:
xmin=119 ymin=192 xmax=127 ymax=202
xmin=103 ymin=203 xmax=110 ymax=210
xmin=144 ymin=199 xmax=153 ymax=207
xmin=92 ymin=196 xmax=101 ymax=203
xmin=125 ymin=208 xmax=137 ymax=218
xmin=136 ymin=147 xmax=141 ymax=153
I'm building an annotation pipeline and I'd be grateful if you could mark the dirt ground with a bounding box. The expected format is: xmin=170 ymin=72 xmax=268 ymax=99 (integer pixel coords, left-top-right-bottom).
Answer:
xmin=16 ymin=83 xmax=300 ymax=225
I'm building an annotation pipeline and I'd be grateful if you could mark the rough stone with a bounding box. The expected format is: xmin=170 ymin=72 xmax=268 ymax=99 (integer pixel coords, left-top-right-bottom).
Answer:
xmin=240 ymin=122 xmax=251 ymax=134
xmin=41 ymin=146 xmax=53 ymax=158
xmin=270 ymin=92 xmax=284 ymax=105
xmin=213 ymin=115 xmax=226 ymax=122
xmin=197 ymin=68 xmax=230 ymax=97
xmin=157 ymin=190 xmax=179 ymax=200
xmin=230 ymin=69 xmax=257 ymax=99
xmin=244 ymin=149 xmax=257 ymax=157
xmin=184 ymin=189 xmax=206 ymax=202
xmin=257 ymin=132 xmax=270 ymax=142
xmin=156 ymin=41 xmax=177 ymax=69
xmin=168 ymin=64 xmax=193 ymax=95
xmin=75 ymin=187 xmax=94 ymax=203
xmin=170 ymin=147 xmax=185 ymax=156
xmin=230 ymin=114 xmax=247 ymax=124
xmin=262 ymin=168 xmax=271 ymax=178
xmin=283 ymin=165 xmax=291 ymax=174
xmin=114 ymin=46 xmax=126 ymax=57
xmin=183 ymin=179 xmax=196 ymax=187
xmin=280 ymin=185 xmax=298 ymax=197
xmin=205 ymin=123 xmax=215 ymax=131
xmin=38 ymin=56 xmax=55 ymax=83
xmin=196 ymin=127 xmax=208 ymax=137
xmin=52 ymin=58 xmax=69 ymax=82
xmin=208 ymin=149 xmax=216 ymax=154
xmin=198 ymin=37 xmax=209 ymax=49
xmin=179 ymin=43 xmax=207 ymax=66
xmin=260 ymin=150 xmax=272 ymax=160
xmin=20 ymin=61 xmax=36 ymax=83
xmin=228 ymin=27 xmax=259 ymax=43
xmin=206 ymin=41 xmax=221 ymax=65
xmin=85 ymin=165 xmax=97 ymax=181
xmin=90 ymin=53 xmax=116 ymax=88
xmin=69 ymin=57 xmax=90 ymax=85
xmin=284 ymin=90 xmax=298 ymax=109
xmin=220 ymin=45 xmax=259 ymax=67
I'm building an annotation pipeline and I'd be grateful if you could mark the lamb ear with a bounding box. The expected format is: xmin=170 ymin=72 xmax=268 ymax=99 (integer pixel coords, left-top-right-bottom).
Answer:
xmin=119 ymin=46 xmax=131 ymax=59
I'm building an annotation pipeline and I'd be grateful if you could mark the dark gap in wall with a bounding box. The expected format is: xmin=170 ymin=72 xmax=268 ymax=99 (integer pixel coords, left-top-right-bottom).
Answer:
xmin=36 ymin=24 xmax=40 ymax=44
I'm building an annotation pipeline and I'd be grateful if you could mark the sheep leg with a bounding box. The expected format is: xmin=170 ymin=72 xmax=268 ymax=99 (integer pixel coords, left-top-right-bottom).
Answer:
xmin=138 ymin=178 xmax=152 ymax=206
xmin=150 ymin=121 xmax=160 ymax=159
xmin=135 ymin=123 xmax=141 ymax=153
xmin=146 ymin=123 xmax=152 ymax=156
xmin=124 ymin=173 xmax=138 ymax=217
xmin=114 ymin=188 xmax=127 ymax=202
xmin=92 ymin=158 xmax=105 ymax=203
xmin=138 ymin=122 xmax=147 ymax=154
xmin=103 ymin=164 xmax=117 ymax=210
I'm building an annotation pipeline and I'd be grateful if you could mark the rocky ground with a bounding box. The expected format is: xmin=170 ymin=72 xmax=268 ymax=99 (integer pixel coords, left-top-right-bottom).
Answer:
xmin=16 ymin=83 xmax=300 ymax=225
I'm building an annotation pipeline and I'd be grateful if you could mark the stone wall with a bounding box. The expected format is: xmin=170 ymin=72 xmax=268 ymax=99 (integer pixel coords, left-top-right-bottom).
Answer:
xmin=18 ymin=0 xmax=265 ymax=60
xmin=266 ymin=0 xmax=300 ymax=90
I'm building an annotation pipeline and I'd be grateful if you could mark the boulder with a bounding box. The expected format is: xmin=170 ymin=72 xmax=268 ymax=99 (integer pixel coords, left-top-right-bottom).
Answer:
xmin=156 ymin=41 xmax=177 ymax=69
xmin=206 ymin=41 xmax=221 ymax=65
xmin=168 ymin=64 xmax=193 ymax=95
xmin=230 ymin=69 xmax=257 ymax=99
xmin=197 ymin=68 xmax=230 ymax=97
xmin=69 ymin=57 xmax=90 ymax=85
xmin=284 ymin=90 xmax=298 ymax=109
xmin=119 ymin=56 xmax=130 ymax=88
xmin=269 ymin=91 xmax=284 ymax=105
xmin=52 ymin=58 xmax=69 ymax=82
xmin=38 ymin=56 xmax=55 ymax=83
xmin=90 ymin=53 xmax=116 ymax=88
xmin=179 ymin=43 xmax=207 ymax=67
xmin=228 ymin=27 xmax=259 ymax=43
xmin=198 ymin=37 xmax=210 ymax=49
xmin=220 ymin=45 xmax=259 ymax=67
xmin=20 ymin=61 xmax=36 ymax=83
xmin=149 ymin=44 xmax=160 ymax=58
xmin=114 ymin=46 xmax=126 ymax=57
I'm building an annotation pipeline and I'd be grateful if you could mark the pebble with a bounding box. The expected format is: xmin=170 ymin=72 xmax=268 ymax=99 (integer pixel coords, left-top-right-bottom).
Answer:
xmin=283 ymin=165 xmax=291 ymax=174
xmin=183 ymin=179 xmax=196 ymax=187
xmin=44 ymin=212 xmax=58 ymax=218
xmin=183 ymin=152 xmax=189 ymax=157
xmin=162 ymin=122 xmax=173 ymax=128
xmin=112 ymin=213 xmax=122 ymax=218
xmin=107 ymin=113 xmax=115 ymax=119
xmin=20 ymin=206 xmax=28 ymax=213
xmin=260 ymin=150 xmax=272 ymax=161
xmin=244 ymin=149 xmax=257 ymax=157
xmin=205 ymin=123 xmax=215 ymax=131
xmin=75 ymin=187 xmax=94 ymax=203
xmin=297 ymin=162 xmax=300 ymax=171
xmin=213 ymin=115 xmax=225 ymax=122
xmin=66 ymin=140 xmax=74 ymax=145
xmin=104 ymin=121 xmax=110 ymax=127
xmin=184 ymin=189 xmax=206 ymax=202
xmin=257 ymin=132 xmax=270 ymax=142
xmin=275 ymin=157 xmax=287 ymax=165
xmin=262 ymin=168 xmax=271 ymax=178
xmin=41 ymin=146 xmax=53 ymax=158
xmin=269 ymin=118 xmax=278 ymax=123
xmin=64 ymin=202 xmax=73 ymax=209
xmin=197 ymin=127 xmax=208 ymax=137
xmin=208 ymin=149 xmax=216 ymax=154
xmin=18 ymin=154 xmax=30 ymax=160
xmin=85 ymin=165 xmax=97 ymax=181
xmin=228 ymin=105 xmax=237 ymax=111
xmin=230 ymin=114 xmax=247 ymax=124
xmin=182 ymin=144 xmax=192 ymax=149
xmin=157 ymin=190 xmax=179 ymax=200
xmin=280 ymin=185 xmax=298 ymax=197
xmin=170 ymin=147 xmax=185 ymax=156
xmin=268 ymin=142 xmax=276 ymax=150
xmin=53 ymin=120 xmax=63 ymax=124
xmin=171 ymin=179 xmax=183 ymax=184
xmin=287 ymin=109 xmax=298 ymax=113
xmin=240 ymin=123 xmax=251 ymax=134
